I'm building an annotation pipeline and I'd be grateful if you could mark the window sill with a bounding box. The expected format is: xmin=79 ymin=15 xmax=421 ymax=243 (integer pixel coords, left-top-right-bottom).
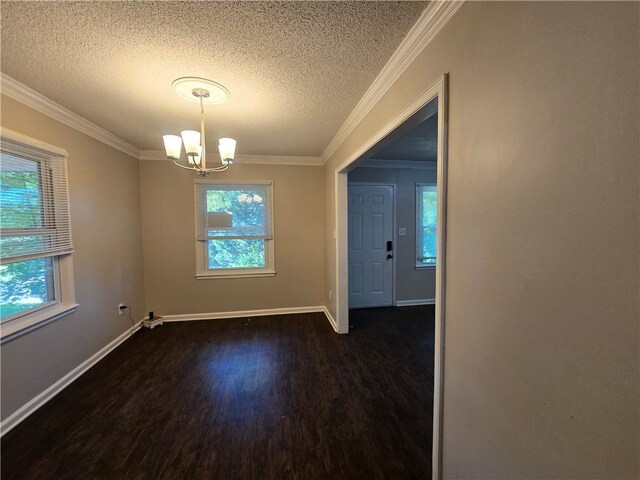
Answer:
xmin=196 ymin=270 xmax=276 ymax=280
xmin=1 ymin=303 xmax=79 ymax=344
xmin=415 ymin=264 xmax=437 ymax=270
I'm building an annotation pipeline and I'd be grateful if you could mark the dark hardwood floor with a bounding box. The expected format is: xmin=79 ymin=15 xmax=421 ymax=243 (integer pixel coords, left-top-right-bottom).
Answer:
xmin=2 ymin=306 xmax=435 ymax=479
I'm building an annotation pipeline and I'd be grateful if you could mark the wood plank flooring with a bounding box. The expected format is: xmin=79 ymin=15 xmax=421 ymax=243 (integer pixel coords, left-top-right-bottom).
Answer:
xmin=1 ymin=306 xmax=435 ymax=479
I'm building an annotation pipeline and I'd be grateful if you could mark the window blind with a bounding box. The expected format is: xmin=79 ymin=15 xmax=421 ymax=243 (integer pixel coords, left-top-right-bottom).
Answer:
xmin=0 ymin=150 xmax=73 ymax=264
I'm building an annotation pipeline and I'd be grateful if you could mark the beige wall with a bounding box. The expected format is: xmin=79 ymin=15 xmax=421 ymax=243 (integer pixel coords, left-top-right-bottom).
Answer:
xmin=1 ymin=95 xmax=145 ymax=420
xmin=348 ymin=165 xmax=437 ymax=302
xmin=139 ymin=160 xmax=324 ymax=315
xmin=325 ymin=2 xmax=639 ymax=478
xmin=1 ymin=2 xmax=638 ymax=476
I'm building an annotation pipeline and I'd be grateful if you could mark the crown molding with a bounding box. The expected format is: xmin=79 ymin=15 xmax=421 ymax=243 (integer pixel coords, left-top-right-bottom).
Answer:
xmin=139 ymin=150 xmax=323 ymax=166
xmin=320 ymin=0 xmax=464 ymax=164
xmin=235 ymin=154 xmax=323 ymax=166
xmin=0 ymin=73 xmax=140 ymax=158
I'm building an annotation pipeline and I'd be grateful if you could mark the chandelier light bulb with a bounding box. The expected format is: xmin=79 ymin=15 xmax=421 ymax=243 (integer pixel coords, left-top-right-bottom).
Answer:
xmin=192 ymin=146 xmax=203 ymax=166
xmin=218 ymin=138 xmax=236 ymax=163
xmin=181 ymin=130 xmax=201 ymax=157
xmin=163 ymin=135 xmax=182 ymax=160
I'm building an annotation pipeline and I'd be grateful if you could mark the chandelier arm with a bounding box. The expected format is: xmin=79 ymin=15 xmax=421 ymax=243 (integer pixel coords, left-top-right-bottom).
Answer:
xmin=172 ymin=159 xmax=199 ymax=171
xmin=205 ymin=163 xmax=230 ymax=172
xmin=172 ymin=161 xmax=229 ymax=174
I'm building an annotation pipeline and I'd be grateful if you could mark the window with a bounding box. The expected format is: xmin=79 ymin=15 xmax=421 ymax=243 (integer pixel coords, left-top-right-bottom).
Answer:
xmin=0 ymin=129 xmax=76 ymax=341
xmin=416 ymin=184 xmax=437 ymax=267
xmin=194 ymin=180 xmax=274 ymax=278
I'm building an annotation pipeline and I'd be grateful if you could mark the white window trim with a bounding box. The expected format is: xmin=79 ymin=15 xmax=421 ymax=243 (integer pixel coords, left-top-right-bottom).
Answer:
xmin=0 ymin=128 xmax=77 ymax=344
xmin=193 ymin=179 xmax=276 ymax=279
xmin=416 ymin=183 xmax=437 ymax=269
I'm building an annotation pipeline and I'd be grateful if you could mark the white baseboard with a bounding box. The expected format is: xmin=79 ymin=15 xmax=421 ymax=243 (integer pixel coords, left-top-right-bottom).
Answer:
xmin=160 ymin=305 xmax=326 ymax=323
xmin=0 ymin=321 xmax=142 ymax=436
xmin=162 ymin=305 xmax=340 ymax=336
xmin=160 ymin=305 xmax=339 ymax=334
xmin=395 ymin=299 xmax=436 ymax=307
xmin=322 ymin=306 xmax=339 ymax=333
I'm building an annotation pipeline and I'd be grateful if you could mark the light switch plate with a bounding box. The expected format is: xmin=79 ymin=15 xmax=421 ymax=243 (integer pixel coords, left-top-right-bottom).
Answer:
xmin=399 ymin=227 xmax=407 ymax=236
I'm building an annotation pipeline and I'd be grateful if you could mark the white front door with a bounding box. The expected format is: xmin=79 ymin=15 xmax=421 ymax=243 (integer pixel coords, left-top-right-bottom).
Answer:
xmin=348 ymin=185 xmax=394 ymax=308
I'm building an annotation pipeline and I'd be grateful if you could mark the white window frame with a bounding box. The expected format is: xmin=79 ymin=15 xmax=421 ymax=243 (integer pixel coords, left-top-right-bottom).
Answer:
xmin=0 ymin=128 xmax=77 ymax=343
xmin=194 ymin=179 xmax=275 ymax=279
xmin=1 ymin=256 xmax=60 ymax=323
xmin=416 ymin=183 xmax=437 ymax=269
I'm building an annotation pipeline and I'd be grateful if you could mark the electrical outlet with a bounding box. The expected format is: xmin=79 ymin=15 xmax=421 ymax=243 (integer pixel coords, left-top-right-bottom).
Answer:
xmin=329 ymin=290 xmax=332 ymax=300
xmin=399 ymin=227 xmax=407 ymax=236
xmin=118 ymin=303 xmax=126 ymax=316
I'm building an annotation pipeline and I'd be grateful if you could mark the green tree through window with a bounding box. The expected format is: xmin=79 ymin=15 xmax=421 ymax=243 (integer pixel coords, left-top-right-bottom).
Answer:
xmin=198 ymin=184 xmax=272 ymax=275
xmin=417 ymin=185 xmax=437 ymax=266
xmin=0 ymin=155 xmax=54 ymax=319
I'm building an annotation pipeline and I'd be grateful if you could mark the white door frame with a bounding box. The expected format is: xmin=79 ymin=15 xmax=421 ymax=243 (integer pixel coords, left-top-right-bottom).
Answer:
xmin=334 ymin=74 xmax=448 ymax=478
xmin=347 ymin=182 xmax=397 ymax=308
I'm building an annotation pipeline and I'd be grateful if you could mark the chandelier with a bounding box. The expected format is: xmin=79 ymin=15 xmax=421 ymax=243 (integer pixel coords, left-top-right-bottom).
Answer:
xmin=162 ymin=77 xmax=236 ymax=176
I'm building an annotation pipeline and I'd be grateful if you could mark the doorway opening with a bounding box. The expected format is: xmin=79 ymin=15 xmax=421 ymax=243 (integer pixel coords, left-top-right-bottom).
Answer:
xmin=334 ymin=74 xmax=448 ymax=477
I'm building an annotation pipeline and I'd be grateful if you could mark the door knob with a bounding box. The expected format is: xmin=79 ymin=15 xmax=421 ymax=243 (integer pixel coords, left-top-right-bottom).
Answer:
xmin=386 ymin=254 xmax=393 ymax=260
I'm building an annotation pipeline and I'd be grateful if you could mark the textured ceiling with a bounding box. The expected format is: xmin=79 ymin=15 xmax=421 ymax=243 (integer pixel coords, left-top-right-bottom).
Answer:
xmin=1 ymin=1 xmax=427 ymax=156
xmin=372 ymin=113 xmax=438 ymax=161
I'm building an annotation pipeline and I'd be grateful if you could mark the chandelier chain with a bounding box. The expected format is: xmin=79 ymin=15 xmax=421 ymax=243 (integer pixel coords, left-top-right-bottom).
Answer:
xmin=200 ymin=94 xmax=206 ymax=172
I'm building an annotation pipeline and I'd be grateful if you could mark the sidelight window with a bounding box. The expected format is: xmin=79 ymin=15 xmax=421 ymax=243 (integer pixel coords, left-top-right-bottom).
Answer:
xmin=416 ymin=184 xmax=437 ymax=267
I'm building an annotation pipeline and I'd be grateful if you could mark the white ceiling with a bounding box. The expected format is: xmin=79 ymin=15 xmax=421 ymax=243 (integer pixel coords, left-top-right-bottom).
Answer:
xmin=1 ymin=1 xmax=427 ymax=156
